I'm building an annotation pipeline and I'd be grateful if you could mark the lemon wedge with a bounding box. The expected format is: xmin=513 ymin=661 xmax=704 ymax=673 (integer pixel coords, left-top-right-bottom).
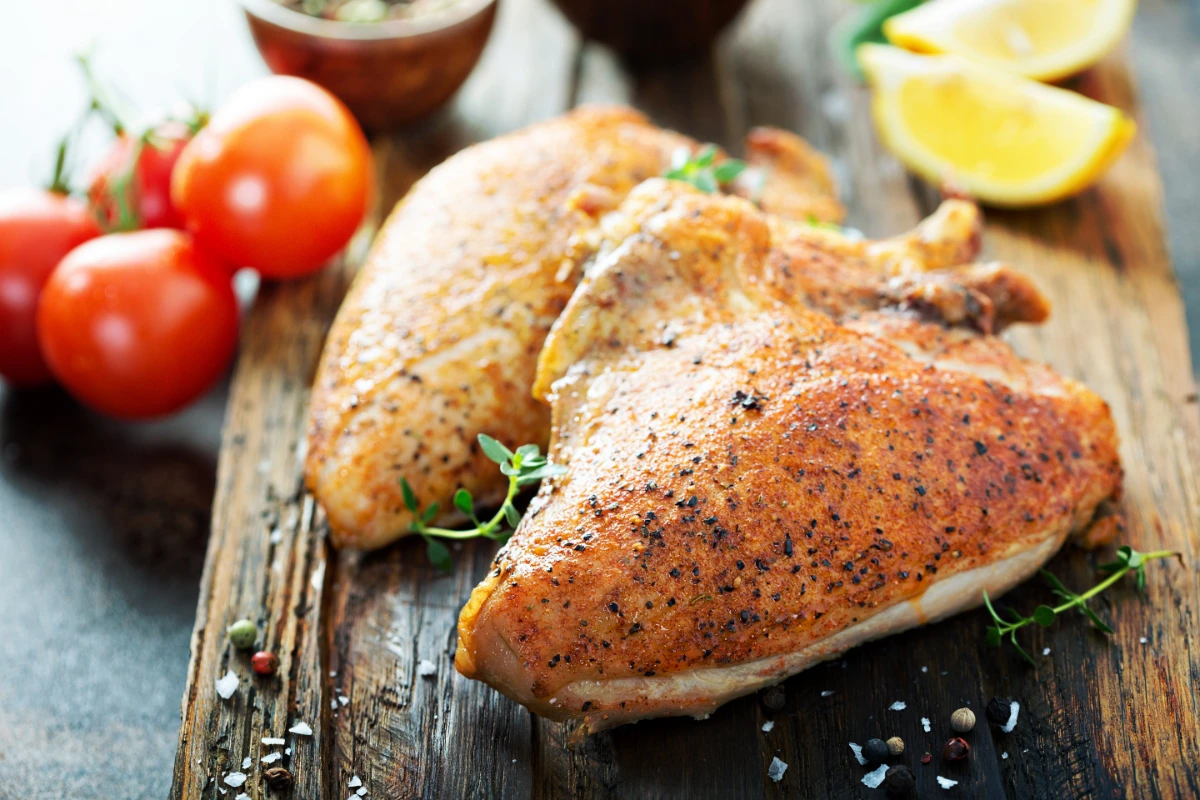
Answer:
xmin=858 ymin=45 xmax=1135 ymax=206
xmin=883 ymin=0 xmax=1136 ymax=82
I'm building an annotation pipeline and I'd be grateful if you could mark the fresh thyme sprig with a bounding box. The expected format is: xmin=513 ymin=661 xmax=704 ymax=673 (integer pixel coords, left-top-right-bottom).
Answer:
xmin=665 ymin=144 xmax=747 ymax=194
xmin=982 ymin=545 xmax=1180 ymax=664
xmin=401 ymin=434 xmax=566 ymax=572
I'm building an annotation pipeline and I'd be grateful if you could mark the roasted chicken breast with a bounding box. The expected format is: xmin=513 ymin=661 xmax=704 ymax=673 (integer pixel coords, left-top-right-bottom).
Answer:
xmin=455 ymin=181 xmax=1122 ymax=732
xmin=306 ymin=107 xmax=844 ymax=549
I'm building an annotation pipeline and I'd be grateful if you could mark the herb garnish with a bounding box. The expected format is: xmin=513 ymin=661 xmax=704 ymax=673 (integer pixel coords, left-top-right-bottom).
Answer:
xmin=665 ymin=145 xmax=747 ymax=194
xmin=982 ymin=545 xmax=1180 ymax=663
xmin=401 ymin=434 xmax=566 ymax=571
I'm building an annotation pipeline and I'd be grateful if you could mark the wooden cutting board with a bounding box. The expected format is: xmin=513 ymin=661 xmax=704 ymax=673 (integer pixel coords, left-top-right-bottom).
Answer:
xmin=169 ymin=0 xmax=1200 ymax=797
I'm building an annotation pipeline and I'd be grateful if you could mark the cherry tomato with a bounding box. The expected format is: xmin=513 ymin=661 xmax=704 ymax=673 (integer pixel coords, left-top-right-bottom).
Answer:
xmin=37 ymin=229 xmax=239 ymax=418
xmin=89 ymin=121 xmax=193 ymax=231
xmin=171 ymin=76 xmax=372 ymax=279
xmin=0 ymin=189 xmax=102 ymax=386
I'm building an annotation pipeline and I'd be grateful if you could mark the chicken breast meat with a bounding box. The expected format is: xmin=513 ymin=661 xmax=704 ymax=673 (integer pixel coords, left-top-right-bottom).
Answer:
xmin=306 ymin=106 xmax=844 ymax=550
xmin=455 ymin=180 xmax=1122 ymax=732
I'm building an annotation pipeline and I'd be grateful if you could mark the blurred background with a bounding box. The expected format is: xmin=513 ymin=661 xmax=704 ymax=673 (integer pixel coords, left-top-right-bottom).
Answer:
xmin=1 ymin=0 xmax=1198 ymax=797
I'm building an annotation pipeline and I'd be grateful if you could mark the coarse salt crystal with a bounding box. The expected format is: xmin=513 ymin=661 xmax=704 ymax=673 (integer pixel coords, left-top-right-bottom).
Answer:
xmin=332 ymin=699 xmax=338 ymax=709
xmin=1139 ymin=637 xmax=1148 ymax=644
xmin=417 ymin=659 xmax=437 ymax=677
xmin=767 ymin=756 xmax=788 ymax=782
xmin=285 ymin=748 xmax=292 ymax=756
xmin=270 ymin=528 xmax=283 ymax=544
xmin=263 ymin=737 xmax=285 ymax=745
xmin=289 ymin=721 xmax=314 ymax=736
xmin=1042 ymin=648 xmax=1051 ymax=656
xmin=338 ymin=695 xmax=350 ymax=706
xmin=224 ymin=773 xmax=247 ymax=788
xmin=861 ymin=764 xmax=888 ymax=788
xmin=236 ymin=795 xmax=249 ymax=800
xmin=889 ymin=701 xmax=907 ymax=711
xmin=242 ymin=756 xmax=252 ymax=768
xmin=921 ymin=666 xmax=928 ymax=673
xmin=216 ymin=670 xmax=238 ymax=700
xmin=357 ymin=790 xmax=367 ymax=797
xmin=762 ymin=721 xmax=775 ymax=732
xmin=937 ymin=776 xmax=958 ymax=789
xmin=849 ymin=742 xmax=866 ymax=765
xmin=1000 ymin=701 xmax=1020 ymax=733
xmin=311 ymin=561 xmax=325 ymax=591
xmin=1002 ymin=752 xmax=1009 ymax=759
xmin=349 ymin=776 xmax=362 ymax=788
xmin=922 ymin=717 xmax=931 ymax=733
xmin=820 ymin=690 xmax=835 ymax=697
xmin=262 ymin=752 xmax=282 ymax=764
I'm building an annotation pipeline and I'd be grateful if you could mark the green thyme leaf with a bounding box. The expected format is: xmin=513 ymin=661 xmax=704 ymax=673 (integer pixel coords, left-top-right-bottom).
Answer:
xmin=400 ymin=478 xmax=418 ymax=513
xmin=425 ymin=537 xmax=453 ymax=573
xmin=478 ymin=434 xmax=513 ymax=465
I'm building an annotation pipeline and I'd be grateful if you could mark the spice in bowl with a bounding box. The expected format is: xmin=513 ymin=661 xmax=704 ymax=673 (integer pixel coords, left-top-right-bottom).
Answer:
xmin=277 ymin=0 xmax=460 ymax=22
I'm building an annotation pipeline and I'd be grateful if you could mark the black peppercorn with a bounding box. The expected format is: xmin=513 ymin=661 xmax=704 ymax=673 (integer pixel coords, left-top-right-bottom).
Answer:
xmin=863 ymin=738 xmax=890 ymax=764
xmin=986 ymin=695 xmax=1014 ymax=724
xmin=263 ymin=766 xmax=293 ymax=790
xmin=762 ymin=685 xmax=786 ymax=711
xmin=883 ymin=765 xmax=916 ymax=796
xmin=942 ymin=737 xmax=970 ymax=761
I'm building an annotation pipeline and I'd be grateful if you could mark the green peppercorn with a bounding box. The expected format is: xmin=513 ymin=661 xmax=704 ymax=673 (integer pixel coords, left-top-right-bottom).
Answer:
xmin=863 ymin=738 xmax=890 ymax=764
xmin=883 ymin=765 xmax=916 ymax=796
xmin=228 ymin=618 xmax=257 ymax=649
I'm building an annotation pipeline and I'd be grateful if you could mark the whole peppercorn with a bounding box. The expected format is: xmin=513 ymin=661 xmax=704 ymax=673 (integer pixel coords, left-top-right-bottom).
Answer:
xmin=863 ymin=738 xmax=890 ymax=764
xmin=263 ymin=766 xmax=293 ymax=790
xmin=251 ymin=650 xmax=279 ymax=676
xmin=883 ymin=765 xmax=916 ymax=796
xmin=986 ymin=695 xmax=1014 ymax=724
xmin=942 ymin=737 xmax=970 ymax=761
xmin=761 ymin=685 xmax=786 ymax=711
xmin=228 ymin=619 xmax=257 ymax=649
xmin=951 ymin=707 xmax=976 ymax=733
xmin=886 ymin=736 xmax=905 ymax=756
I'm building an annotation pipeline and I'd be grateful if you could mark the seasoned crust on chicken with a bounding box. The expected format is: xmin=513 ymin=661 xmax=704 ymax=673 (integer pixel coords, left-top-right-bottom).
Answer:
xmin=455 ymin=181 xmax=1121 ymax=732
xmin=306 ymin=107 xmax=845 ymax=550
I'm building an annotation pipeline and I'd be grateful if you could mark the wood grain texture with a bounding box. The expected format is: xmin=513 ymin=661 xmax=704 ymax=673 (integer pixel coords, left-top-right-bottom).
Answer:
xmin=171 ymin=0 xmax=1200 ymax=797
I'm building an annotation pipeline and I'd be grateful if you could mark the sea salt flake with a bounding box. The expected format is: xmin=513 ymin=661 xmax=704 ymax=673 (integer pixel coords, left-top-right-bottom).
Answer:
xmin=242 ymin=756 xmax=252 ymax=768
xmin=270 ymin=528 xmax=283 ymax=544
xmin=349 ymin=776 xmax=362 ymax=788
xmin=263 ymin=737 xmax=285 ymax=745
xmin=849 ymin=742 xmax=866 ymax=765
xmin=311 ymin=561 xmax=326 ymax=591
xmin=357 ymin=790 xmax=367 ymax=797
xmin=861 ymin=764 xmax=888 ymax=788
xmin=762 ymin=721 xmax=775 ymax=732
xmin=937 ymin=775 xmax=959 ymax=789
xmin=922 ymin=717 xmax=931 ymax=732
xmin=417 ymin=659 xmax=438 ymax=677
xmin=921 ymin=666 xmax=928 ymax=673
xmin=1042 ymin=647 xmax=1051 ymax=656
xmin=289 ymin=721 xmax=314 ymax=736
xmin=338 ymin=695 xmax=350 ymax=706
xmin=889 ymin=701 xmax=907 ymax=711
xmin=236 ymin=795 xmax=249 ymax=800
xmin=285 ymin=748 xmax=292 ymax=756
xmin=820 ymin=690 xmax=835 ymax=697
xmin=262 ymin=752 xmax=282 ymax=764
xmin=216 ymin=671 xmax=239 ymax=700
xmin=224 ymin=773 xmax=247 ymax=788
xmin=1002 ymin=752 xmax=1009 ymax=759
xmin=999 ymin=701 xmax=1021 ymax=733
xmin=767 ymin=756 xmax=788 ymax=782
xmin=1139 ymin=637 xmax=1148 ymax=644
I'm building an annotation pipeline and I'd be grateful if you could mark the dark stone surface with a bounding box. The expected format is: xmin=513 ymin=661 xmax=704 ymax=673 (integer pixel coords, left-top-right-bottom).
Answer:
xmin=0 ymin=384 xmax=224 ymax=800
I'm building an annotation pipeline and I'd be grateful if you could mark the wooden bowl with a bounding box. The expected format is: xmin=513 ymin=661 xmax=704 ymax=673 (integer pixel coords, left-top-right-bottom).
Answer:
xmin=549 ymin=0 xmax=751 ymax=65
xmin=239 ymin=0 xmax=497 ymax=131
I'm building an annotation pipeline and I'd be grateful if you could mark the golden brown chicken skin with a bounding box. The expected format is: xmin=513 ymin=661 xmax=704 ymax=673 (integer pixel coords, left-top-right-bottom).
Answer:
xmin=455 ymin=182 xmax=1122 ymax=731
xmin=306 ymin=107 xmax=845 ymax=550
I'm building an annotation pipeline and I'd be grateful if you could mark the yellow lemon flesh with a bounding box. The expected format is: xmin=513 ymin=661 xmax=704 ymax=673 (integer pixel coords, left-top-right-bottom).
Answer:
xmin=883 ymin=0 xmax=1136 ymax=82
xmin=858 ymin=45 xmax=1135 ymax=207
